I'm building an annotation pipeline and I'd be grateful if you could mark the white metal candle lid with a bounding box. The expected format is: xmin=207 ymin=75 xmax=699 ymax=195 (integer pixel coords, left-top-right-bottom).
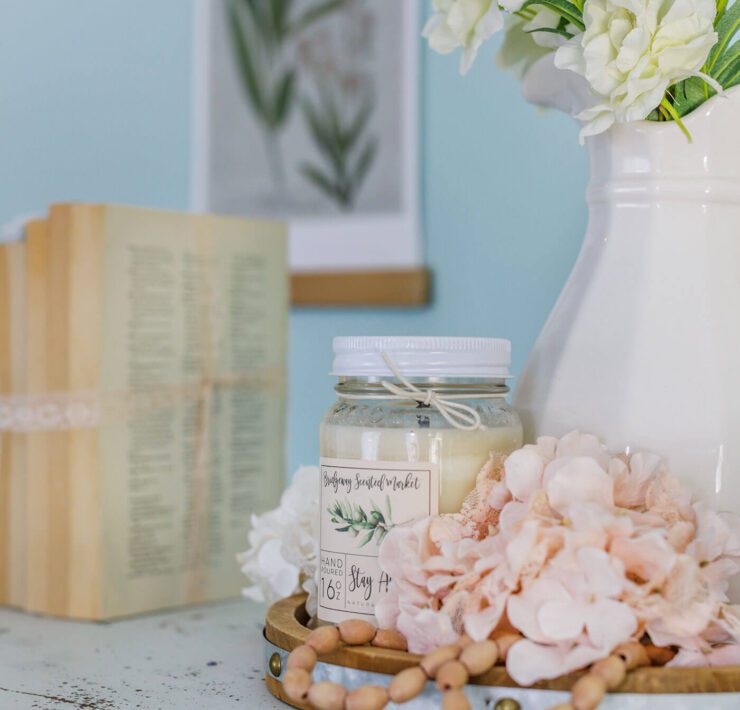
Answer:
xmin=331 ymin=336 xmax=512 ymax=379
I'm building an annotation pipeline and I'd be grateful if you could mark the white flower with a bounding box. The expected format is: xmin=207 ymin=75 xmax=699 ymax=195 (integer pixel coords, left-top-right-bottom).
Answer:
xmin=524 ymin=6 xmax=576 ymax=50
xmin=237 ymin=466 xmax=320 ymax=613
xmin=555 ymin=0 xmax=718 ymax=140
xmin=423 ymin=0 xmax=504 ymax=75
xmin=496 ymin=14 xmax=553 ymax=80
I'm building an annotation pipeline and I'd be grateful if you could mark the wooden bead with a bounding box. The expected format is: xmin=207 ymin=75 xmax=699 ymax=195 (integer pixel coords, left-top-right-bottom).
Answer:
xmin=590 ymin=655 xmax=626 ymax=690
xmin=459 ymin=640 xmax=499 ymax=676
xmin=458 ymin=633 xmax=474 ymax=648
xmin=614 ymin=641 xmax=650 ymax=670
xmin=307 ymin=680 xmax=347 ymax=710
xmin=571 ymin=674 xmax=607 ymax=710
xmin=490 ymin=632 xmax=521 ymax=661
xmin=339 ymin=619 xmax=377 ymax=646
xmin=420 ymin=644 xmax=461 ymax=678
xmin=344 ymin=685 xmax=389 ymax=710
xmin=441 ymin=688 xmax=471 ymax=710
xmin=371 ymin=628 xmax=408 ymax=651
xmin=306 ymin=626 xmax=341 ymax=655
xmin=549 ymin=704 xmax=575 ymax=710
xmin=435 ymin=659 xmax=469 ymax=691
xmin=286 ymin=644 xmax=317 ymax=672
xmin=282 ymin=668 xmax=312 ymax=703
xmin=388 ymin=666 xmax=427 ymax=703
xmin=644 ymin=643 xmax=676 ymax=666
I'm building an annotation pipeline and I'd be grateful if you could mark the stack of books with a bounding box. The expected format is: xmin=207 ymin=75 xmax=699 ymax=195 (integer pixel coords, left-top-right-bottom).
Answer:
xmin=0 ymin=203 xmax=288 ymax=620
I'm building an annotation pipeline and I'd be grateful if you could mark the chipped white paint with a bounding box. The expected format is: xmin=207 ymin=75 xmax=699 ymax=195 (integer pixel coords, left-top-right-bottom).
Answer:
xmin=0 ymin=600 xmax=280 ymax=709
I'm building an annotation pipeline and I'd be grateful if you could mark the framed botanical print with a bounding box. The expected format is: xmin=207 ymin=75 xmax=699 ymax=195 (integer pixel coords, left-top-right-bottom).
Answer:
xmin=191 ymin=0 xmax=427 ymax=305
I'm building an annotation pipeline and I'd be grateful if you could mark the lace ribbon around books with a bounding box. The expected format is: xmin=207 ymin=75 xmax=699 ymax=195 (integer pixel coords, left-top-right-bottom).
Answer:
xmin=0 ymin=393 xmax=101 ymax=432
xmin=0 ymin=370 xmax=284 ymax=433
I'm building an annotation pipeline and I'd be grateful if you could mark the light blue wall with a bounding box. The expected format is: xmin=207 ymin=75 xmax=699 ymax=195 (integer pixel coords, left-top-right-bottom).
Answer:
xmin=0 ymin=0 xmax=193 ymax=219
xmin=0 ymin=1 xmax=588 ymax=478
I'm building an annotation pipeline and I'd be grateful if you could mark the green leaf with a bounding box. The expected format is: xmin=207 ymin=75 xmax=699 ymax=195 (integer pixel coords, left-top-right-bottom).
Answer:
xmin=269 ymin=0 xmax=294 ymax=41
xmin=521 ymin=0 xmax=585 ymax=31
xmin=385 ymin=495 xmax=392 ymax=520
xmin=302 ymin=97 xmax=346 ymax=177
xmin=240 ymin=0 xmax=278 ymax=47
xmin=227 ymin=3 xmax=269 ymax=126
xmin=370 ymin=510 xmax=385 ymax=524
xmin=716 ymin=42 xmax=740 ymax=86
xmin=300 ymin=84 xmax=376 ymax=209
xmin=323 ymin=91 xmax=345 ymax=155
xmin=524 ymin=26 xmax=575 ymax=39
xmin=341 ymin=98 xmax=373 ymax=154
xmin=660 ymin=96 xmax=693 ymax=142
xmin=670 ymin=76 xmax=715 ymax=117
xmin=721 ymin=56 xmax=740 ymax=88
xmin=369 ymin=501 xmax=385 ymax=523
xmin=300 ymin=164 xmax=341 ymax=202
xmin=335 ymin=525 xmax=350 ymax=532
xmin=707 ymin=1 xmax=740 ymax=74
xmin=290 ymin=0 xmax=345 ymax=34
xmin=351 ymin=139 xmax=377 ymax=193
xmin=359 ymin=529 xmax=375 ymax=548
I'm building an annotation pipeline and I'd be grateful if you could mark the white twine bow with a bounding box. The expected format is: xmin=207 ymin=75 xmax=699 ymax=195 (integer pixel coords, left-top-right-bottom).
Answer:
xmin=339 ymin=352 xmax=506 ymax=431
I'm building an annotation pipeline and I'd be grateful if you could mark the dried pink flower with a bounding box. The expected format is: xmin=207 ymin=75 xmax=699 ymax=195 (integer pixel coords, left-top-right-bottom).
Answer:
xmin=376 ymin=431 xmax=740 ymax=684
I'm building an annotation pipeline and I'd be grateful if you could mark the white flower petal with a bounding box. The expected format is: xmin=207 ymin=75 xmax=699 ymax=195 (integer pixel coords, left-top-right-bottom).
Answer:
xmin=398 ymin=608 xmax=460 ymax=654
xmin=538 ymin=600 xmax=586 ymax=641
xmin=585 ymin=599 xmax=637 ymax=649
xmin=546 ymin=456 xmax=615 ymax=514
xmin=556 ymin=0 xmax=717 ymax=131
xmin=423 ymin=0 xmax=503 ymax=74
xmin=578 ymin=547 xmax=624 ymax=598
xmin=507 ymin=639 xmax=607 ymax=685
xmin=505 ymin=448 xmax=545 ymax=501
xmin=507 ymin=578 xmax=571 ymax=643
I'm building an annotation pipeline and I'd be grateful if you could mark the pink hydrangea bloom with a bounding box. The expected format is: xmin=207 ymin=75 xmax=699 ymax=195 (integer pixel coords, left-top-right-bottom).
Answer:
xmin=376 ymin=431 xmax=740 ymax=685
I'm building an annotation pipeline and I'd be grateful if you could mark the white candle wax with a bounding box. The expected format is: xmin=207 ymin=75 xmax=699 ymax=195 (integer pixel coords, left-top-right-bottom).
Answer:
xmin=320 ymin=423 xmax=523 ymax=513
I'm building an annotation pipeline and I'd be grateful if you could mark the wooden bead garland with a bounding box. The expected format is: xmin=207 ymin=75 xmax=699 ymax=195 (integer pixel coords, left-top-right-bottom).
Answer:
xmin=420 ymin=645 xmax=460 ymax=677
xmin=282 ymin=619 xmax=672 ymax=709
xmin=388 ymin=667 xmax=427 ymax=703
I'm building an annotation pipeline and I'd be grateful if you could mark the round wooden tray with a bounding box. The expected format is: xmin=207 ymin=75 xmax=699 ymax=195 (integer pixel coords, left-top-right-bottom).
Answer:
xmin=264 ymin=594 xmax=740 ymax=708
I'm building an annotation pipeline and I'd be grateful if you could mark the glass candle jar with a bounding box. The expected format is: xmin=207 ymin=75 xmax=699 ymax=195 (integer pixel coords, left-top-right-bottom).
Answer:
xmin=318 ymin=336 xmax=523 ymax=624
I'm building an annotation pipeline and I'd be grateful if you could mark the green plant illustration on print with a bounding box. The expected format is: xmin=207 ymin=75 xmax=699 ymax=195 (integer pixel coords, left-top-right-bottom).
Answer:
xmin=328 ymin=495 xmax=394 ymax=547
xmin=300 ymin=87 xmax=377 ymax=210
xmin=226 ymin=0 xmax=345 ymax=193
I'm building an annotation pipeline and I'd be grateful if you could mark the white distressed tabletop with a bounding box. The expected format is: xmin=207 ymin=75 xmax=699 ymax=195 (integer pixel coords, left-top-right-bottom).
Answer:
xmin=4 ymin=601 xmax=739 ymax=710
xmin=0 ymin=599 xmax=284 ymax=709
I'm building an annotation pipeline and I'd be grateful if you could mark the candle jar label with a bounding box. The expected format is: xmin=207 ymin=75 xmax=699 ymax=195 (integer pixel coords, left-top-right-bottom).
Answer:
xmin=318 ymin=458 xmax=440 ymax=623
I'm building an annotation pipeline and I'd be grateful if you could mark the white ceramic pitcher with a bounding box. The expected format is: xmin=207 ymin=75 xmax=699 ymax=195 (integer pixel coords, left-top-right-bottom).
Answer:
xmin=514 ymin=88 xmax=740 ymax=512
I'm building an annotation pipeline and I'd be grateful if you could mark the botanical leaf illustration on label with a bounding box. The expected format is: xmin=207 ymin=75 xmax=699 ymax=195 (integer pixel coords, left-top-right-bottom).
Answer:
xmin=327 ymin=495 xmax=397 ymax=548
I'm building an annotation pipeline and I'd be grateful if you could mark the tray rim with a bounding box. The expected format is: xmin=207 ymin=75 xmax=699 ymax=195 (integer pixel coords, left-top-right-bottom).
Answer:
xmin=264 ymin=594 xmax=740 ymax=694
